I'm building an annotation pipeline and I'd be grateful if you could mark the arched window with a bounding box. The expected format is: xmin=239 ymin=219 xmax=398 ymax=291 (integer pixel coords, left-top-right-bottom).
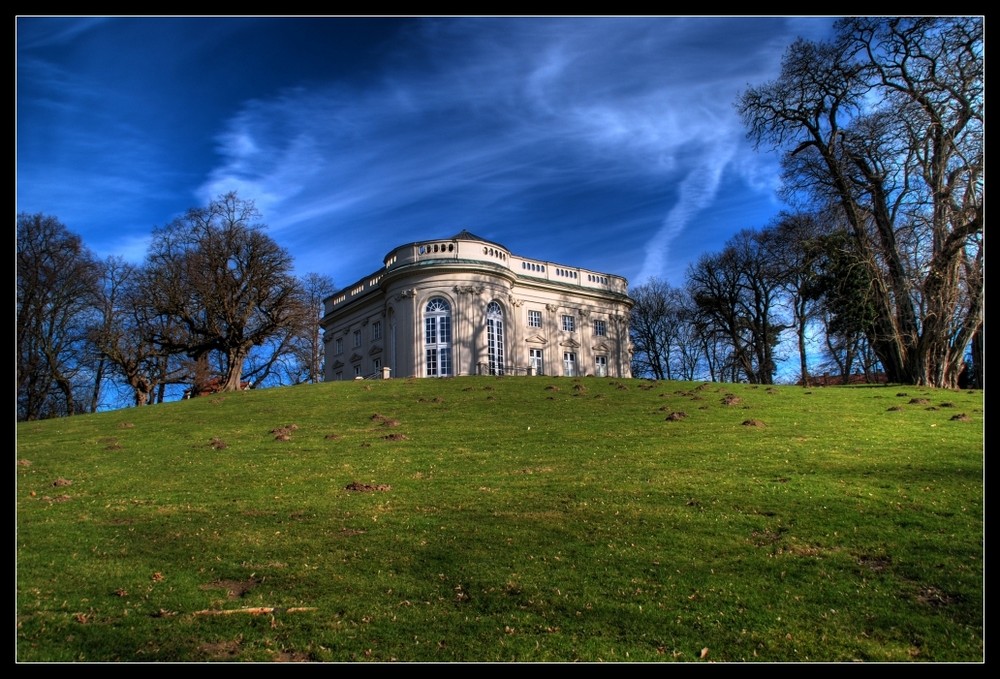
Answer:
xmin=424 ymin=298 xmax=452 ymax=377
xmin=486 ymin=301 xmax=505 ymax=376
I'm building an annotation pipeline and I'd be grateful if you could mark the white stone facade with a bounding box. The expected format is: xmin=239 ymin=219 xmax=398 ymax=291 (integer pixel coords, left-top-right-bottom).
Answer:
xmin=321 ymin=231 xmax=633 ymax=380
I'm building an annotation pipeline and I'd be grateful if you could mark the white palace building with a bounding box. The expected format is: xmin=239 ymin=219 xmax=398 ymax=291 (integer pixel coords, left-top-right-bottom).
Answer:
xmin=321 ymin=230 xmax=634 ymax=380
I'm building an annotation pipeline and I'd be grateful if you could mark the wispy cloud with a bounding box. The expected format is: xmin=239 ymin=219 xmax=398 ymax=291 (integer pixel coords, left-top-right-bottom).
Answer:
xmin=18 ymin=17 xmax=833 ymax=287
xmin=199 ymin=18 xmax=804 ymax=284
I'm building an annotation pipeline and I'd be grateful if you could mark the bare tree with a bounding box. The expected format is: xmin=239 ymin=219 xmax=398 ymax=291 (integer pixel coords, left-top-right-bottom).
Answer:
xmin=738 ymin=17 xmax=983 ymax=387
xmin=673 ymin=302 xmax=706 ymax=382
xmin=17 ymin=213 xmax=100 ymax=420
xmin=301 ymin=273 xmax=335 ymax=383
xmin=629 ymin=279 xmax=703 ymax=381
xmin=630 ymin=278 xmax=680 ymax=380
xmin=89 ymin=257 xmax=189 ymax=407
xmin=143 ymin=193 xmax=309 ymax=393
xmin=766 ymin=212 xmax=827 ymax=386
xmin=686 ymin=229 xmax=791 ymax=385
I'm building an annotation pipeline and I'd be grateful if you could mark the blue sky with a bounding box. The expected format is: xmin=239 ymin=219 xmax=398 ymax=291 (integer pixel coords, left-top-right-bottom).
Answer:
xmin=17 ymin=16 xmax=836 ymax=290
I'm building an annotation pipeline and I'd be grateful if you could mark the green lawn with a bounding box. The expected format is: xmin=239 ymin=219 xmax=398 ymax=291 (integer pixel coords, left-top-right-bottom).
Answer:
xmin=16 ymin=377 xmax=984 ymax=662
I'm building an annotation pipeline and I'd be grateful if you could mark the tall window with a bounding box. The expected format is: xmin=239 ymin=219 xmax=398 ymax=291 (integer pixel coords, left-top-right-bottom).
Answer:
xmin=595 ymin=355 xmax=608 ymax=377
xmin=530 ymin=348 xmax=544 ymax=376
xmin=563 ymin=352 xmax=577 ymax=377
xmin=486 ymin=301 xmax=505 ymax=376
xmin=593 ymin=319 xmax=607 ymax=337
xmin=372 ymin=321 xmax=382 ymax=341
xmin=353 ymin=329 xmax=362 ymax=347
xmin=424 ymin=298 xmax=452 ymax=377
xmin=528 ymin=309 xmax=542 ymax=328
xmin=562 ymin=315 xmax=576 ymax=332
xmin=335 ymin=337 xmax=343 ymax=355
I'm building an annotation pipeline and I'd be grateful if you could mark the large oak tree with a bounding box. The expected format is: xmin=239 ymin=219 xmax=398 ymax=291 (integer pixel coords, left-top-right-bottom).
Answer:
xmin=738 ymin=17 xmax=982 ymax=388
xmin=144 ymin=193 xmax=308 ymax=393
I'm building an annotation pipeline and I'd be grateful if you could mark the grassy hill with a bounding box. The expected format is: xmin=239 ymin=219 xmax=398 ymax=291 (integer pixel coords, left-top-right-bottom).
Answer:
xmin=16 ymin=376 xmax=984 ymax=662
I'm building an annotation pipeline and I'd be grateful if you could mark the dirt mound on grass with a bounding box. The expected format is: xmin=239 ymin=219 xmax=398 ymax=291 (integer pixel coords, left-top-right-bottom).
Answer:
xmin=200 ymin=578 xmax=260 ymax=599
xmin=345 ymin=482 xmax=391 ymax=492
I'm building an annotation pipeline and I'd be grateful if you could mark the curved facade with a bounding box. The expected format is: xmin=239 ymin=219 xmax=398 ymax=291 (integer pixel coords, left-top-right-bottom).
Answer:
xmin=321 ymin=231 xmax=633 ymax=380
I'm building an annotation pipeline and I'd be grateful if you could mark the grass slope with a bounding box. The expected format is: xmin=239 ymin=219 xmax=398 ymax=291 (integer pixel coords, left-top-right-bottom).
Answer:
xmin=16 ymin=377 xmax=984 ymax=662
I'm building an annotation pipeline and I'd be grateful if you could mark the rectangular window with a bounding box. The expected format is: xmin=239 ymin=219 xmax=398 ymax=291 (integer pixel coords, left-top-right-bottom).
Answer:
xmin=528 ymin=309 xmax=542 ymax=328
xmin=353 ymin=330 xmax=362 ymax=347
xmin=372 ymin=321 xmax=382 ymax=341
xmin=563 ymin=352 xmax=577 ymax=377
xmin=562 ymin=315 xmax=576 ymax=332
xmin=530 ymin=348 xmax=544 ymax=376
xmin=373 ymin=357 xmax=381 ymax=372
xmin=593 ymin=319 xmax=607 ymax=337
xmin=335 ymin=338 xmax=343 ymax=355
xmin=335 ymin=371 xmax=343 ymax=381
xmin=595 ymin=355 xmax=608 ymax=377
xmin=354 ymin=364 xmax=362 ymax=377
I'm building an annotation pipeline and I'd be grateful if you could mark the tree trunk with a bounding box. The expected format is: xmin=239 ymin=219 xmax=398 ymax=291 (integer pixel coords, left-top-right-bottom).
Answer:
xmin=222 ymin=347 xmax=249 ymax=391
xmin=796 ymin=298 xmax=809 ymax=387
xmin=88 ymin=355 xmax=105 ymax=413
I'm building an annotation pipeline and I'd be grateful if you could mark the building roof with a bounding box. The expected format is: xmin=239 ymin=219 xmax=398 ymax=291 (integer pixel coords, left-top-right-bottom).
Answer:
xmin=451 ymin=229 xmax=506 ymax=250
